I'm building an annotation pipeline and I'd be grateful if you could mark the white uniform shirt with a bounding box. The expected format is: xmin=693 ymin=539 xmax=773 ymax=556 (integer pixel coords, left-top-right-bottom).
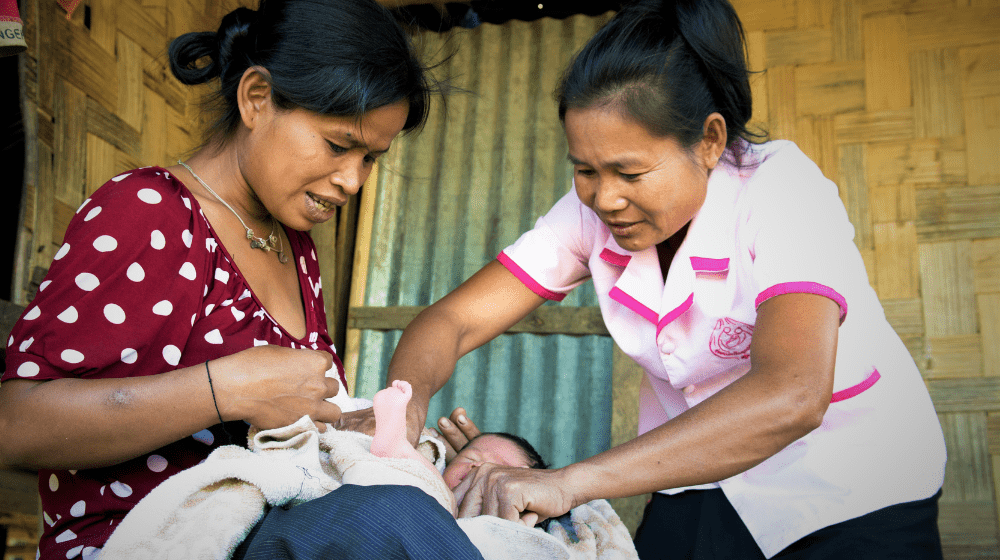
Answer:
xmin=499 ymin=140 xmax=945 ymax=558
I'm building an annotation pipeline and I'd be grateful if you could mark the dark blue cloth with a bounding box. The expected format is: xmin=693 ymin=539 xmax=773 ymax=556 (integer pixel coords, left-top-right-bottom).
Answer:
xmin=633 ymin=488 xmax=943 ymax=560
xmin=233 ymin=484 xmax=484 ymax=560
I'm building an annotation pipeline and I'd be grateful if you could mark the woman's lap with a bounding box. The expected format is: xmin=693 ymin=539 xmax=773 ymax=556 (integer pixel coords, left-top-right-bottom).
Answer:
xmin=233 ymin=484 xmax=484 ymax=560
xmin=633 ymin=488 xmax=943 ymax=560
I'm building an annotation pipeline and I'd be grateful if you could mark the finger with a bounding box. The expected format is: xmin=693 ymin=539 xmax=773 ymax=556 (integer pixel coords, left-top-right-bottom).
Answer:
xmin=314 ymin=401 xmax=343 ymax=427
xmin=452 ymin=470 xmax=475 ymax=512
xmin=455 ymin=468 xmax=485 ymax=518
xmin=449 ymin=407 xmax=482 ymax=441
xmin=437 ymin=417 xmax=468 ymax=462
xmin=323 ymin=376 xmax=342 ymax=399
xmin=520 ymin=512 xmax=539 ymax=527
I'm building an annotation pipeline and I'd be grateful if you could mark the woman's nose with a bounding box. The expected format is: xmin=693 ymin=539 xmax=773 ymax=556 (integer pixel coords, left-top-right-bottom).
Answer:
xmin=594 ymin=179 xmax=627 ymax=213
xmin=333 ymin=156 xmax=366 ymax=196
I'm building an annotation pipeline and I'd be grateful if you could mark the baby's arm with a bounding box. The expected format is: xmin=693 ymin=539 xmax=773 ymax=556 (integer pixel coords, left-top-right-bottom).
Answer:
xmin=371 ymin=380 xmax=439 ymax=476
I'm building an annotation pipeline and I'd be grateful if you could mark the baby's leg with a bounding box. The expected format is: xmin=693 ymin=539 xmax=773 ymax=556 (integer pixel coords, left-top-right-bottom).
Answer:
xmin=371 ymin=380 xmax=438 ymax=475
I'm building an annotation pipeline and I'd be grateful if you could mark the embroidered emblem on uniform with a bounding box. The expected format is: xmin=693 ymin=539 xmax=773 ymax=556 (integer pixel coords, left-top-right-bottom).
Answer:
xmin=709 ymin=317 xmax=753 ymax=359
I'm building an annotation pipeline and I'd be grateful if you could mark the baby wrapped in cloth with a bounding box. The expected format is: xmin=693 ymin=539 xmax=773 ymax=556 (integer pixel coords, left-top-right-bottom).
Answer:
xmin=99 ymin=377 xmax=637 ymax=559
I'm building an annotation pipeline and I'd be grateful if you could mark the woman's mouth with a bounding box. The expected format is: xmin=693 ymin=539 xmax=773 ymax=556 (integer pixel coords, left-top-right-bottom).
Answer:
xmin=606 ymin=221 xmax=640 ymax=236
xmin=308 ymin=193 xmax=337 ymax=213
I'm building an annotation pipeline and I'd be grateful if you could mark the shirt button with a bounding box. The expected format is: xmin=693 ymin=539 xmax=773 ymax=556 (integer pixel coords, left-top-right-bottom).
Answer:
xmin=661 ymin=342 xmax=676 ymax=354
xmin=683 ymin=385 xmax=695 ymax=395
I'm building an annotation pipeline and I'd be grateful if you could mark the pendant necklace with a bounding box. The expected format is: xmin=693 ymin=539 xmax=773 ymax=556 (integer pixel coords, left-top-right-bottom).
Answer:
xmin=177 ymin=160 xmax=289 ymax=264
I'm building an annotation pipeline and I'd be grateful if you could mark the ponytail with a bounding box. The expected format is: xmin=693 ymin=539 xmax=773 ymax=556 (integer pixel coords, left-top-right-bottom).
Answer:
xmin=674 ymin=0 xmax=754 ymax=141
xmin=557 ymin=0 xmax=763 ymax=164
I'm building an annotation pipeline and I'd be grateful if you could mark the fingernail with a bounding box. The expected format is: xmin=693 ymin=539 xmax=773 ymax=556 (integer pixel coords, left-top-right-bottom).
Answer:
xmin=457 ymin=415 xmax=467 ymax=425
xmin=439 ymin=418 xmax=452 ymax=427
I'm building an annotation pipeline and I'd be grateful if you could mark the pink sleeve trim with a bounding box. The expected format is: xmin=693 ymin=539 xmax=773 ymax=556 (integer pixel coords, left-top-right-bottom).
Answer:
xmin=599 ymin=248 xmax=632 ymax=267
xmin=609 ymin=286 xmax=658 ymax=325
xmin=830 ymin=369 xmax=880 ymax=403
xmin=755 ymin=282 xmax=847 ymax=323
xmin=496 ymin=252 xmax=567 ymax=302
xmin=690 ymin=257 xmax=729 ymax=272
xmin=656 ymin=293 xmax=694 ymax=337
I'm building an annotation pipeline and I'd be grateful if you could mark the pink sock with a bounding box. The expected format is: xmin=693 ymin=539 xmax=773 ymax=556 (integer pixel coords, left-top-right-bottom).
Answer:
xmin=371 ymin=380 xmax=438 ymax=475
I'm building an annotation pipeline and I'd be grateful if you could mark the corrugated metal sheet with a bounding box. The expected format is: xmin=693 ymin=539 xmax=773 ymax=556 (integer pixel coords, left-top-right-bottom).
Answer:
xmin=353 ymin=14 xmax=615 ymax=468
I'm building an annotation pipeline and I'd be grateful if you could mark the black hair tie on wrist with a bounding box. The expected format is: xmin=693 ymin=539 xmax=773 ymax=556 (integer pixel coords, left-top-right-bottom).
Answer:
xmin=205 ymin=360 xmax=234 ymax=445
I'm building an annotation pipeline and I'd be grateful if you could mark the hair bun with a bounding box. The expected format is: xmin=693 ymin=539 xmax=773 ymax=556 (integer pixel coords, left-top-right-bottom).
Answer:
xmin=168 ymin=6 xmax=256 ymax=86
xmin=216 ymin=7 xmax=257 ymax=71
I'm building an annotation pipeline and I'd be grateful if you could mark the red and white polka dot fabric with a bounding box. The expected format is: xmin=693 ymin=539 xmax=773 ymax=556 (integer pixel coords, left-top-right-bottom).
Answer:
xmin=2 ymin=167 xmax=345 ymax=560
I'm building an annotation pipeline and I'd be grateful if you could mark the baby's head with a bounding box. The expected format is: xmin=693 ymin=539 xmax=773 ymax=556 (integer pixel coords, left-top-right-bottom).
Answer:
xmin=443 ymin=432 xmax=547 ymax=494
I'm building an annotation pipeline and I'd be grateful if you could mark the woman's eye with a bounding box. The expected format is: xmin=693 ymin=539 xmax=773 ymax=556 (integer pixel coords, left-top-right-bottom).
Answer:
xmin=363 ymin=154 xmax=377 ymax=165
xmin=576 ymin=169 xmax=596 ymax=178
xmin=327 ymin=141 xmax=348 ymax=154
xmin=620 ymin=172 xmax=641 ymax=181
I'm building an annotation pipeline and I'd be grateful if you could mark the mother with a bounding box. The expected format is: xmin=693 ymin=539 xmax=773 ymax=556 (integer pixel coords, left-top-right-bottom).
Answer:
xmin=0 ymin=1 xmax=482 ymax=558
xmin=373 ymin=0 xmax=947 ymax=558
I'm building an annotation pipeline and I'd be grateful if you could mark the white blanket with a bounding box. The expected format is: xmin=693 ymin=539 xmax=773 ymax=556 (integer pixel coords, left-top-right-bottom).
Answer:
xmin=99 ymin=415 xmax=637 ymax=559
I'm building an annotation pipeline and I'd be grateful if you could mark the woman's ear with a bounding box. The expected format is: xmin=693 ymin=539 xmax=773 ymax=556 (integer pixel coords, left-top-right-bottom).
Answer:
xmin=699 ymin=112 xmax=728 ymax=171
xmin=237 ymin=66 xmax=274 ymax=131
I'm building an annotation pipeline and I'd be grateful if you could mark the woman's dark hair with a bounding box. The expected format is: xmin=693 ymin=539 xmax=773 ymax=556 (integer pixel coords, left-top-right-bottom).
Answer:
xmin=168 ymin=0 xmax=433 ymax=145
xmin=556 ymin=0 xmax=764 ymax=162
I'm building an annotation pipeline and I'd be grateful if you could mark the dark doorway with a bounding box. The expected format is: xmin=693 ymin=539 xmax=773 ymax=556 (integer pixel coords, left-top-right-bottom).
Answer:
xmin=0 ymin=50 xmax=24 ymax=301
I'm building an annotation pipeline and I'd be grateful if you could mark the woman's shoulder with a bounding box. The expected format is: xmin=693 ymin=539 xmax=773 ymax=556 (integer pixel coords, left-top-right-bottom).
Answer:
xmin=85 ymin=167 xmax=195 ymax=217
xmin=728 ymin=140 xmax=835 ymax=205
xmin=740 ymin=140 xmax=825 ymax=182
xmin=91 ymin=166 xmax=190 ymax=200
xmin=70 ymin=167 xmax=200 ymax=238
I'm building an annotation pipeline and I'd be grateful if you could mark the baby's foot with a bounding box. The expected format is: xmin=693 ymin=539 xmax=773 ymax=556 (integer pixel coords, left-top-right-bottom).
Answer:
xmin=371 ymin=381 xmax=438 ymax=474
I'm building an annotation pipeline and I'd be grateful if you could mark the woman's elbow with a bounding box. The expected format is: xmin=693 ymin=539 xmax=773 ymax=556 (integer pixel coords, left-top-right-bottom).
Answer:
xmin=783 ymin=383 xmax=831 ymax=437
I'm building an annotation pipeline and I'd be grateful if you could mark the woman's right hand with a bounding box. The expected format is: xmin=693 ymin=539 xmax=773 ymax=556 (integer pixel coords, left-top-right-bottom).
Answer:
xmin=211 ymin=345 xmax=344 ymax=430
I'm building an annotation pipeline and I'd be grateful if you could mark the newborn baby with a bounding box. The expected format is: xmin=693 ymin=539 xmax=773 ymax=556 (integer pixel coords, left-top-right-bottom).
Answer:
xmin=443 ymin=432 xmax=547 ymax=506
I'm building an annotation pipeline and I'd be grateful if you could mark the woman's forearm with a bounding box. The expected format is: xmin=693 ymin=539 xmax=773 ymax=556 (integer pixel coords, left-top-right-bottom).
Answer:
xmin=0 ymin=364 xmax=218 ymax=470
xmin=563 ymin=365 xmax=828 ymax=505
xmin=0 ymin=345 xmax=341 ymax=470
xmin=385 ymin=305 xmax=466 ymax=432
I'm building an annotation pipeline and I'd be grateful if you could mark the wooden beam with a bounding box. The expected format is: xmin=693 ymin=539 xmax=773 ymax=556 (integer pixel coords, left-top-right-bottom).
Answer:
xmin=348 ymin=305 xmax=610 ymax=336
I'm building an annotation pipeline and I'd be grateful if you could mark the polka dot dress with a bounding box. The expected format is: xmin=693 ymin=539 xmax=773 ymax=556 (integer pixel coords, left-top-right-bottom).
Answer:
xmin=2 ymin=168 xmax=345 ymax=559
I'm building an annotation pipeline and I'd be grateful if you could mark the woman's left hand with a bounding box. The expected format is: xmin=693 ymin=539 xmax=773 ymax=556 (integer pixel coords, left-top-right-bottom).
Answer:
xmin=454 ymin=462 xmax=577 ymax=525
xmin=435 ymin=407 xmax=481 ymax=462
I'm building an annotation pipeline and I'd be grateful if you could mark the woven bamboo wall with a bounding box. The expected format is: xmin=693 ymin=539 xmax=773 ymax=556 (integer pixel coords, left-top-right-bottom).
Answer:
xmin=9 ymin=0 xmax=1000 ymax=557
xmin=13 ymin=0 xmax=247 ymax=305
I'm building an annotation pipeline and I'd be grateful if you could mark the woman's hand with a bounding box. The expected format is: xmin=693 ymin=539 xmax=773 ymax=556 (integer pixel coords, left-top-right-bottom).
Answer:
xmin=334 ymin=407 xmax=377 ymax=437
xmin=212 ymin=345 xmax=344 ymax=430
xmin=435 ymin=407 xmax=482 ymax=462
xmin=454 ymin=462 xmax=577 ymax=525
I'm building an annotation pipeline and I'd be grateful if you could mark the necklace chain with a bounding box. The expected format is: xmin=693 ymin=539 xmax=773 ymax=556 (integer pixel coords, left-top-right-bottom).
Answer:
xmin=177 ymin=160 xmax=287 ymax=263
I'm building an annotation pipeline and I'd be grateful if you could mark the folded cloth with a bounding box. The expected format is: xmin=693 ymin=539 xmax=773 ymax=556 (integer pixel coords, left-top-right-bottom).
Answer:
xmin=100 ymin=415 xmax=453 ymax=560
xmin=459 ymin=499 xmax=638 ymax=560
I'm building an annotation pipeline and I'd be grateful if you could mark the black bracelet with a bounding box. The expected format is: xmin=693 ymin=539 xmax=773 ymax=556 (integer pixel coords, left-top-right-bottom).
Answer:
xmin=205 ymin=360 xmax=234 ymax=445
